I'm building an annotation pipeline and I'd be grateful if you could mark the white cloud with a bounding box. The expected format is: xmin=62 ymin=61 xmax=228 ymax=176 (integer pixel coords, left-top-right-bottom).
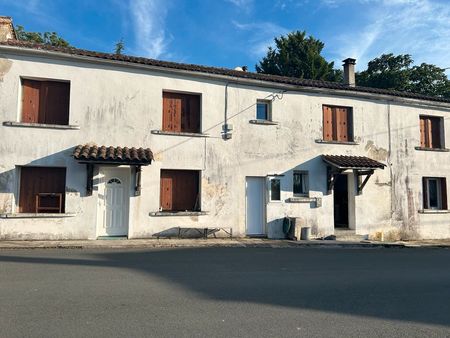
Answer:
xmin=129 ymin=0 xmax=171 ymax=59
xmin=331 ymin=0 xmax=450 ymax=71
xmin=226 ymin=0 xmax=254 ymax=10
xmin=232 ymin=20 xmax=290 ymax=57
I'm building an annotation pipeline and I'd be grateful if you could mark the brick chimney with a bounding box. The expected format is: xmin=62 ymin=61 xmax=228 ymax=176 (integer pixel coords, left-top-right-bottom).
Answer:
xmin=0 ymin=16 xmax=17 ymax=42
xmin=343 ymin=58 xmax=356 ymax=87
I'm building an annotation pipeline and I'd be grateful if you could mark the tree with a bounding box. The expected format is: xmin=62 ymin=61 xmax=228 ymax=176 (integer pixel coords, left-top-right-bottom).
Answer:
xmin=114 ymin=39 xmax=125 ymax=55
xmin=409 ymin=63 xmax=450 ymax=98
xmin=256 ymin=31 xmax=340 ymax=81
xmin=15 ymin=25 xmax=71 ymax=48
xmin=357 ymin=53 xmax=450 ymax=98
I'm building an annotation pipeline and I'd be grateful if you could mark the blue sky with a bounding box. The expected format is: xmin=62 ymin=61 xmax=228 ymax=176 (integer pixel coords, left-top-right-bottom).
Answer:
xmin=1 ymin=0 xmax=450 ymax=73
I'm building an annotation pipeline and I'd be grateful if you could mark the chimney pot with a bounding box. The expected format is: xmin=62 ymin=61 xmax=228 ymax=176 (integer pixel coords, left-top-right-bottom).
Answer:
xmin=343 ymin=58 xmax=356 ymax=87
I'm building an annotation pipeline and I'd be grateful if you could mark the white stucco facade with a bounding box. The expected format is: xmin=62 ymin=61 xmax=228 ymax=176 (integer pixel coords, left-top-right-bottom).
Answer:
xmin=0 ymin=46 xmax=449 ymax=240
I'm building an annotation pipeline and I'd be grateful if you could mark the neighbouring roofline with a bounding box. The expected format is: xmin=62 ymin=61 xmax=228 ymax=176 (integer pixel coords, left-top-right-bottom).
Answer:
xmin=1 ymin=40 xmax=450 ymax=107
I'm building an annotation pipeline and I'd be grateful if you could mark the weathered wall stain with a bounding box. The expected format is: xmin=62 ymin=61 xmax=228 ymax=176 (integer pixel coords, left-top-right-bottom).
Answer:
xmin=365 ymin=140 xmax=388 ymax=161
xmin=0 ymin=57 xmax=12 ymax=82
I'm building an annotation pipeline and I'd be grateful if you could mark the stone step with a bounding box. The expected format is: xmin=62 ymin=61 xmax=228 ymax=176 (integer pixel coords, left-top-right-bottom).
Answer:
xmin=334 ymin=229 xmax=366 ymax=242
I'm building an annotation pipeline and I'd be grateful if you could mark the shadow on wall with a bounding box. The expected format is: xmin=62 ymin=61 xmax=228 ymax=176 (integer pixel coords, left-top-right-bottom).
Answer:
xmin=0 ymin=147 xmax=91 ymax=213
xmin=0 ymin=247 xmax=449 ymax=327
xmin=267 ymin=155 xmax=329 ymax=238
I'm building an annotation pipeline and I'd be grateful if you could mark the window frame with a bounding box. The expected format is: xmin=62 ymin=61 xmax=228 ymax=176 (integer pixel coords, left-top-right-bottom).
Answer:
xmin=18 ymin=166 xmax=67 ymax=214
xmin=20 ymin=77 xmax=71 ymax=126
xmin=423 ymin=177 xmax=447 ymax=210
xmin=256 ymin=99 xmax=272 ymax=121
xmin=160 ymin=169 xmax=201 ymax=212
xmin=162 ymin=91 xmax=202 ymax=134
xmin=293 ymin=171 xmax=309 ymax=197
xmin=419 ymin=115 xmax=444 ymax=149
xmin=322 ymin=104 xmax=354 ymax=142
xmin=269 ymin=178 xmax=281 ymax=202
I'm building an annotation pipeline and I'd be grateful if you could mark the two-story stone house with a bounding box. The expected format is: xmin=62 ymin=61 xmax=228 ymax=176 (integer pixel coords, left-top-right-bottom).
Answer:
xmin=0 ymin=17 xmax=449 ymax=240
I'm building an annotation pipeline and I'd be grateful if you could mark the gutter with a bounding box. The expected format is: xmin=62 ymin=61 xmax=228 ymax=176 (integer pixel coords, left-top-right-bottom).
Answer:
xmin=1 ymin=45 xmax=450 ymax=110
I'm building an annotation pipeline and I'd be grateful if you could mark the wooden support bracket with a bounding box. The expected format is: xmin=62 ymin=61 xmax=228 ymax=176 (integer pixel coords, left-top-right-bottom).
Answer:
xmin=86 ymin=164 xmax=94 ymax=196
xmin=135 ymin=165 xmax=142 ymax=196
xmin=356 ymin=169 xmax=374 ymax=195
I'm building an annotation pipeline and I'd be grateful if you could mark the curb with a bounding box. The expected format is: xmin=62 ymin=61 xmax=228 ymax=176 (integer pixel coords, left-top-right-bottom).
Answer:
xmin=0 ymin=240 xmax=448 ymax=250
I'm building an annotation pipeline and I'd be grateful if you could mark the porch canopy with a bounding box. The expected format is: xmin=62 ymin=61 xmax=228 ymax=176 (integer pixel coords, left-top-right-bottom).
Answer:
xmin=73 ymin=144 xmax=153 ymax=165
xmin=72 ymin=144 xmax=154 ymax=196
xmin=321 ymin=155 xmax=385 ymax=194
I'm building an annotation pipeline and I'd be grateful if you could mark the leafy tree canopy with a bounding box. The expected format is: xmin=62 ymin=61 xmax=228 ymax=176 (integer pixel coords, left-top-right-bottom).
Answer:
xmin=15 ymin=25 xmax=71 ymax=48
xmin=256 ymin=31 xmax=340 ymax=81
xmin=357 ymin=53 xmax=450 ymax=98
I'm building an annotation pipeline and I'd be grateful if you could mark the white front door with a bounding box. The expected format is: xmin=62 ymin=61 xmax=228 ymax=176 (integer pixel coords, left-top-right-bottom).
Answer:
xmin=246 ymin=177 xmax=266 ymax=236
xmin=97 ymin=167 xmax=130 ymax=237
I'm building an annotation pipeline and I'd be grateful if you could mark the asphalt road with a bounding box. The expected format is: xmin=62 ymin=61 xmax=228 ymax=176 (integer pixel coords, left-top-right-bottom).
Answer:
xmin=0 ymin=247 xmax=449 ymax=338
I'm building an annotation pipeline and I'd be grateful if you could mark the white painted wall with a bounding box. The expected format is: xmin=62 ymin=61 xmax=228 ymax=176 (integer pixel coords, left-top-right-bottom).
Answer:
xmin=0 ymin=51 xmax=449 ymax=240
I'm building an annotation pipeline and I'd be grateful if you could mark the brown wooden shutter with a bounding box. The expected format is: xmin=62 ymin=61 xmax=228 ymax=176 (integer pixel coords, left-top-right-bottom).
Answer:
xmin=322 ymin=105 xmax=333 ymax=141
xmin=430 ymin=117 xmax=441 ymax=149
xmin=441 ymin=178 xmax=448 ymax=210
xmin=160 ymin=171 xmax=173 ymax=211
xmin=43 ymin=81 xmax=70 ymax=125
xmin=19 ymin=167 xmax=66 ymax=213
xmin=173 ymin=170 xmax=199 ymax=211
xmin=336 ymin=107 xmax=349 ymax=141
xmin=422 ymin=177 xmax=428 ymax=209
xmin=162 ymin=93 xmax=182 ymax=132
xmin=419 ymin=117 xmax=426 ymax=147
xmin=21 ymin=80 xmax=41 ymax=123
xmin=185 ymin=95 xmax=200 ymax=133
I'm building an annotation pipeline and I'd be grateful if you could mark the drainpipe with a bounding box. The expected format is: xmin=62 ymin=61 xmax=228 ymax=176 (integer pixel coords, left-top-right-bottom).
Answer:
xmin=387 ymin=102 xmax=394 ymax=223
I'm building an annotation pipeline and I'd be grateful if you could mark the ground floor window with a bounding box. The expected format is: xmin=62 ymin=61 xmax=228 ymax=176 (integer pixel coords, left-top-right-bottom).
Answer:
xmin=160 ymin=169 xmax=200 ymax=211
xmin=270 ymin=178 xmax=281 ymax=201
xmin=423 ymin=177 xmax=447 ymax=210
xmin=293 ymin=171 xmax=309 ymax=196
xmin=19 ymin=167 xmax=66 ymax=213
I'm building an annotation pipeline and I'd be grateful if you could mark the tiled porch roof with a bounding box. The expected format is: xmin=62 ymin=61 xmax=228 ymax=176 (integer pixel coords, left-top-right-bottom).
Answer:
xmin=322 ymin=155 xmax=385 ymax=170
xmin=73 ymin=144 xmax=153 ymax=165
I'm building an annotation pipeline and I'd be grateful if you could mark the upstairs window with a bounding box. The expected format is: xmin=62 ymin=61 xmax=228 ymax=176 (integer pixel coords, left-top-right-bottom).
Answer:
xmin=420 ymin=115 xmax=444 ymax=149
xmin=423 ymin=177 xmax=447 ymax=210
xmin=19 ymin=167 xmax=66 ymax=213
xmin=322 ymin=105 xmax=353 ymax=142
xmin=256 ymin=100 xmax=272 ymax=121
xmin=162 ymin=92 xmax=201 ymax=133
xmin=21 ymin=79 xmax=70 ymax=125
xmin=293 ymin=171 xmax=309 ymax=196
xmin=270 ymin=178 xmax=281 ymax=201
xmin=160 ymin=169 xmax=200 ymax=212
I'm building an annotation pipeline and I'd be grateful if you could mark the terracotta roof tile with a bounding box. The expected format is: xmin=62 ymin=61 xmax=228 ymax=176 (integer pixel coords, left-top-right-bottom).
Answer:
xmin=1 ymin=40 xmax=449 ymax=104
xmin=73 ymin=144 xmax=153 ymax=165
xmin=322 ymin=155 xmax=385 ymax=169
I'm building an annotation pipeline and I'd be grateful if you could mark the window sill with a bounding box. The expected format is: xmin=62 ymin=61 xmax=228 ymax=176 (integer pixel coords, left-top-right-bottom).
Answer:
xmin=287 ymin=196 xmax=315 ymax=203
xmin=315 ymin=139 xmax=358 ymax=145
xmin=3 ymin=121 xmax=80 ymax=130
xmin=151 ymin=130 xmax=209 ymax=137
xmin=149 ymin=211 xmax=208 ymax=217
xmin=0 ymin=213 xmax=77 ymax=219
xmin=249 ymin=119 xmax=279 ymax=125
xmin=418 ymin=210 xmax=450 ymax=214
xmin=414 ymin=146 xmax=450 ymax=152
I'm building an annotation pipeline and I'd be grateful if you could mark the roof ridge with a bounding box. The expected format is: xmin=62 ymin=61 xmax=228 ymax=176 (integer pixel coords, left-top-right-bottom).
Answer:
xmin=1 ymin=39 xmax=450 ymax=104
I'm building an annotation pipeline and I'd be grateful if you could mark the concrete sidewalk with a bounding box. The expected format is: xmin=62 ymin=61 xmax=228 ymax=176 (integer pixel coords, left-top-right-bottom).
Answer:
xmin=0 ymin=237 xmax=449 ymax=250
